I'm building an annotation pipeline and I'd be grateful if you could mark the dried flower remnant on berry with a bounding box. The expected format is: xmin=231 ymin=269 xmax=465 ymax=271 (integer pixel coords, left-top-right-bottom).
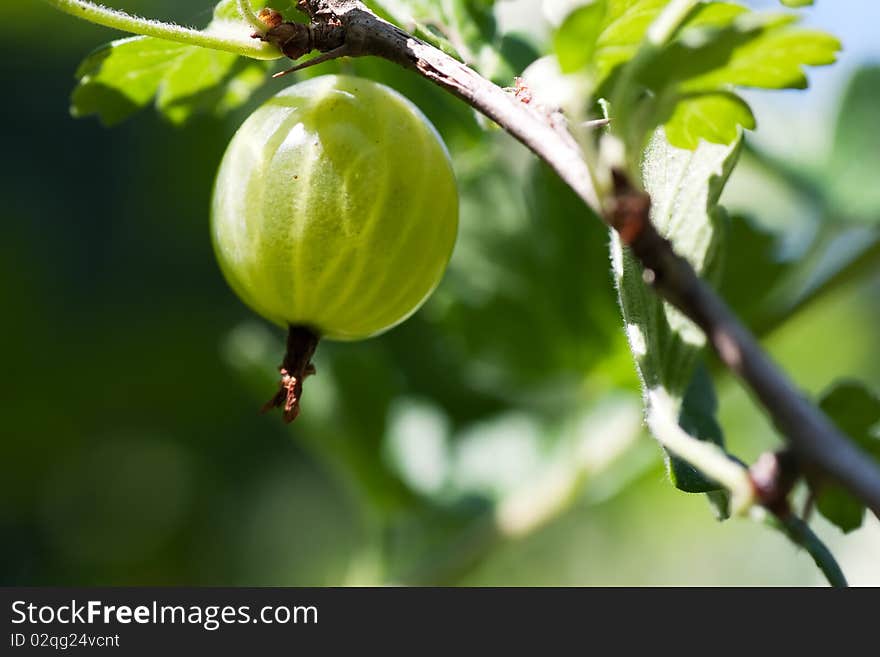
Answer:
xmin=258 ymin=8 xmax=284 ymax=30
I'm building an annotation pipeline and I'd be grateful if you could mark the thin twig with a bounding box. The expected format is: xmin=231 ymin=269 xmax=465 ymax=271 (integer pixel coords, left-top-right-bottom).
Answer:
xmin=236 ymin=0 xmax=268 ymax=34
xmin=755 ymin=508 xmax=848 ymax=587
xmin=42 ymin=0 xmax=281 ymax=59
xmin=279 ymin=0 xmax=880 ymax=517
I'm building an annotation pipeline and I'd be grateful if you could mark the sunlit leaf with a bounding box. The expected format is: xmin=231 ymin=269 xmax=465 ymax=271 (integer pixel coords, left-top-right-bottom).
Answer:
xmin=678 ymin=23 xmax=840 ymax=91
xmin=554 ymin=1 xmax=607 ymax=73
xmin=591 ymin=4 xmax=838 ymax=150
xmin=663 ymin=92 xmax=755 ymax=149
xmin=70 ymin=1 xmax=273 ymax=125
xmin=593 ymin=0 xmax=668 ymax=83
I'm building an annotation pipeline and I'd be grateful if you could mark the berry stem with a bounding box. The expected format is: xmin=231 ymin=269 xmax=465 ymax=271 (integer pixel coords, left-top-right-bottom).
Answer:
xmin=42 ymin=0 xmax=282 ymax=60
xmin=262 ymin=326 xmax=320 ymax=423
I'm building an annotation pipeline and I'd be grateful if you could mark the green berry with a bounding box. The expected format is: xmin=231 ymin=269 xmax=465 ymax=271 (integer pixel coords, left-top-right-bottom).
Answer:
xmin=211 ymin=74 xmax=459 ymax=341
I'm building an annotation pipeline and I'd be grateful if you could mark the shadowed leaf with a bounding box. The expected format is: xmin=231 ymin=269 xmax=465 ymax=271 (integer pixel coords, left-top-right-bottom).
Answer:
xmin=814 ymin=381 xmax=880 ymax=533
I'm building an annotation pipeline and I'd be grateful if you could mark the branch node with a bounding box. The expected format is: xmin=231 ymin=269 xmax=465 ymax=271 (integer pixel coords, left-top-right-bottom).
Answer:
xmin=749 ymin=450 xmax=800 ymax=515
xmin=255 ymin=7 xmax=283 ymax=33
xmin=608 ymin=169 xmax=651 ymax=246
xmin=258 ymin=14 xmax=347 ymax=67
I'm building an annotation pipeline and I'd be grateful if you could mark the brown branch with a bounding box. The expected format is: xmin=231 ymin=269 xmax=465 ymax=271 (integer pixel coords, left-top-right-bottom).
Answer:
xmin=263 ymin=1 xmax=600 ymax=210
xmin=270 ymin=0 xmax=880 ymax=516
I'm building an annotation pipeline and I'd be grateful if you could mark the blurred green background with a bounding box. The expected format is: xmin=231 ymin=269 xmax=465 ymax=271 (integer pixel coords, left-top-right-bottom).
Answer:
xmin=2 ymin=0 xmax=878 ymax=586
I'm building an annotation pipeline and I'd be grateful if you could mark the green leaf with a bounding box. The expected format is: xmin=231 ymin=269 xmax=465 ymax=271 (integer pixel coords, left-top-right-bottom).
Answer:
xmin=645 ymin=13 xmax=838 ymax=147
xmin=593 ymin=0 xmax=668 ymax=83
xmin=670 ymin=362 xmax=726 ymax=494
xmin=780 ymin=0 xmax=813 ymax=7
xmin=612 ymin=128 xmax=741 ymax=499
xmin=814 ymin=381 xmax=880 ymax=533
xmin=663 ymin=92 xmax=755 ymax=149
xmin=825 ymin=66 xmax=880 ymax=223
xmin=72 ymin=37 xmax=186 ymax=125
xmin=583 ymin=1 xmax=746 ymax=84
xmin=70 ymin=1 xmax=270 ymax=125
xmin=555 ymin=0 xmax=746 ymax=81
xmin=599 ymin=4 xmax=838 ymax=152
xmin=554 ymin=1 xmax=607 ymax=73
xmin=718 ymin=214 xmax=790 ymax=330
xmin=678 ymin=22 xmax=840 ymax=91
xmin=681 ymin=2 xmax=749 ymax=30
xmin=637 ymin=14 xmax=797 ymax=92
xmin=443 ymin=160 xmax=628 ymax=399
xmin=820 ymin=382 xmax=880 ymax=462
xmin=638 ymin=12 xmax=840 ymax=93
xmin=815 ymin=487 xmax=864 ymax=534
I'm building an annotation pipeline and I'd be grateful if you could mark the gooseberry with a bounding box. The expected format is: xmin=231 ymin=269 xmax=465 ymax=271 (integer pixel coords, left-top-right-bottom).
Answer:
xmin=211 ymin=74 xmax=459 ymax=420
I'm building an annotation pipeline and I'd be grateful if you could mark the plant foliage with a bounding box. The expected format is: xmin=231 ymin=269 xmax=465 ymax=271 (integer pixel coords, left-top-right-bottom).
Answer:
xmin=34 ymin=0 xmax=880 ymax=586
